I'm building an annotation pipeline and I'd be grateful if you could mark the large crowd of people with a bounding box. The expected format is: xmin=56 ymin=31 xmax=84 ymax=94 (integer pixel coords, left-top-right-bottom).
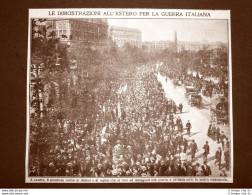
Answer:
xmin=29 ymin=63 xmax=230 ymax=177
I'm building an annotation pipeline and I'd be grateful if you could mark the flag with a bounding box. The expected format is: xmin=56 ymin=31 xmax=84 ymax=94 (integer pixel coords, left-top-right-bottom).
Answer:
xmin=102 ymin=104 xmax=106 ymax=115
xmin=122 ymin=84 xmax=127 ymax=93
xmin=101 ymin=125 xmax=107 ymax=145
xmin=118 ymin=84 xmax=127 ymax=95
xmin=118 ymin=84 xmax=122 ymax=94
xmin=101 ymin=125 xmax=107 ymax=136
xmin=117 ymin=99 xmax=121 ymax=119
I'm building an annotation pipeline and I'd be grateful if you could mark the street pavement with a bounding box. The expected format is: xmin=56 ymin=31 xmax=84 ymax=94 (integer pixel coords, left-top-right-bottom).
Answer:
xmin=157 ymin=73 xmax=231 ymax=177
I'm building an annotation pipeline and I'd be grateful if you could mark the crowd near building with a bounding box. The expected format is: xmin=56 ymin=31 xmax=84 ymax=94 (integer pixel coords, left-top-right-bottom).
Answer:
xmin=29 ymin=63 xmax=230 ymax=177
xmin=30 ymin=19 xmax=230 ymax=178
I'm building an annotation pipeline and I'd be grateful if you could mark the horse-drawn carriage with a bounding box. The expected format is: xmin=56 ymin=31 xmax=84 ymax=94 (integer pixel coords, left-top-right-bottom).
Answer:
xmin=210 ymin=97 xmax=228 ymax=124
xmin=189 ymin=94 xmax=202 ymax=108
xmin=185 ymin=86 xmax=202 ymax=108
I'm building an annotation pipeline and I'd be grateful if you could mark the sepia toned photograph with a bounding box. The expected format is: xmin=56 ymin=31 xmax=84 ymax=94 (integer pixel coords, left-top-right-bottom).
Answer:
xmin=26 ymin=9 xmax=232 ymax=183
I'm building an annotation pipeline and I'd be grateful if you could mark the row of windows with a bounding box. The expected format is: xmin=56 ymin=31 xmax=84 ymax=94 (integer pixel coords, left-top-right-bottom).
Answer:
xmin=71 ymin=32 xmax=107 ymax=40
xmin=111 ymin=32 xmax=141 ymax=36
xmin=114 ymin=39 xmax=141 ymax=44
xmin=57 ymin=22 xmax=67 ymax=30
xmin=71 ymin=30 xmax=107 ymax=36
xmin=113 ymin=34 xmax=140 ymax=38
xmin=111 ymin=29 xmax=140 ymax=33
xmin=117 ymin=42 xmax=142 ymax=47
xmin=56 ymin=22 xmax=108 ymax=34
xmin=57 ymin=30 xmax=67 ymax=37
xmin=113 ymin=37 xmax=141 ymax=41
xmin=71 ymin=22 xmax=108 ymax=31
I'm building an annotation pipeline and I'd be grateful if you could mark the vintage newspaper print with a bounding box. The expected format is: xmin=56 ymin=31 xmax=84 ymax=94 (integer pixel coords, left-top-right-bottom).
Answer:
xmin=26 ymin=9 xmax=232 ymax=183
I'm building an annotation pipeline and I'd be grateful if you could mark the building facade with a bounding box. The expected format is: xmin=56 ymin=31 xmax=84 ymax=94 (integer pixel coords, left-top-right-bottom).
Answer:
xmin=109 ymin=26 xmax=142 ymax=48
xmin=142 ymin=40 xmax=224 ymax=53
xmin=177 ymin=42 xmax=206 ymax=52
xmin=45 ymin=19 xmax=109 ymax=46
xmin=142 ymin=41 xmax=174 ymax=53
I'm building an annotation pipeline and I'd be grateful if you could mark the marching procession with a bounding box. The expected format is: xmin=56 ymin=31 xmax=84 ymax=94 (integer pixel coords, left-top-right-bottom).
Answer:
xmin=29 ymin=62 xmax=230 ymax=178
xmin=28 ymin=17 xmax=231 ymax=180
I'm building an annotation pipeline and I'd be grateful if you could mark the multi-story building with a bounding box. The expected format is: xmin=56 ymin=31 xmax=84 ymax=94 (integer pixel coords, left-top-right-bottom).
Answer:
xmin=109 ymin=26 xmax=142 ymax=48
xmin=142 ymin=40 xmax=223 ymax=53
xmin=44 ymin=19 xmax=143 ymax=49
xmin=142 ymin=31 xmax=177 ymax=53
xmin=142 ymin=41 xmax=174 ymax=53
xmin=177 ymin=42 xmax=206 ymax=52
xmin=45 ymin=19 xmax=109 ymax=46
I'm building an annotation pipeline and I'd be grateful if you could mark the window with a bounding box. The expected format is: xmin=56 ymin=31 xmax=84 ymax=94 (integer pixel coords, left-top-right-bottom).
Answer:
xmin=58 ymin=23 xmax=62 ymax=30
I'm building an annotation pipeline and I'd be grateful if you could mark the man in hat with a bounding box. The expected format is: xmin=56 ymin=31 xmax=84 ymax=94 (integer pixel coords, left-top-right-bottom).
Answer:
xmin=192 ymin=162 xmax=199 ymax=176
xmin=186 ymin=120 xmax=192 ymax=137
xmin=180 ymin=162 xmax=187 ymax=176
xmin=201 ymin=160 xmax=212 ymax=176
xmin=186 ymin=162 xmax=193 ymax=176
xmin=207 ymin=122 xmax=212 ymax=137
xmin=176 ymin=117 xmax=183 ymax=133
xmin=171 ymin=163 xmax=181 ymax=176
xmin=176 ymin=116 xmax=181 ymax=127
xmin=173 ymin=105 xmax=177 ymax=114
xmin=216 ymin=126 xmax=221 ymax=143
xmin=211 ymin=124 xmax=216 ymax=140
xmin=203 ymin=141 xmax=210 ymax=161
xmin=224 ymin=148 xmax=230 ymax=171
xmin=196 ymin=167 xmax=205 ymax=176
xmin=176 ymin=133 xmax=183 ymax=148
xmin=178 ymin=120 xmax=183 ymax=133
xmin=159 ymin=160 xmax=167 ymax=176
xmin=190 ymin=140 xmax=198 ymax=162
xmin=183 ymin=138 xmax=188 ymax=153
xmin=215 ymin=147 xmax=222 ymax=170
xmin=220 ymin=131 xmax=226 ymax=149
xmin=94 ymin=163 xmax=103 ymax=177
xmin=179 ymin=103 xmax=183 ymax=113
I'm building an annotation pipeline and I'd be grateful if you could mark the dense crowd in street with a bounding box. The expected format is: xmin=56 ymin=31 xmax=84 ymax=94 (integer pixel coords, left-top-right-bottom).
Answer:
xmin=29 ymin=63 xmax=230 ymax=177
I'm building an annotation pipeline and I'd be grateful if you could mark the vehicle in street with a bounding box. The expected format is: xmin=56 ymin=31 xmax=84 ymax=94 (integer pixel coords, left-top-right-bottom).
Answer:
xmin=185 ymin=86 xmax=198 ymax=97
xmin=189 ymin=93 xmax=202 ymax=108
xmin=210 ymin=97 xmax=228 ymax=124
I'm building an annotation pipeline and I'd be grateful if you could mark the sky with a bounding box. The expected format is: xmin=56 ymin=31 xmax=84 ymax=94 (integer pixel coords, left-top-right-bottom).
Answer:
xmin=108 ymin=19 xmax=228 ymax=43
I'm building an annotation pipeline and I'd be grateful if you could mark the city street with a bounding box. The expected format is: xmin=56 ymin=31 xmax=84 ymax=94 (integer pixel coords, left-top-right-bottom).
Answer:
xmin=157 ymin=72 xmax=230 ymax=177
xmin=28 ymin=17 xmax=231 ymax=180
